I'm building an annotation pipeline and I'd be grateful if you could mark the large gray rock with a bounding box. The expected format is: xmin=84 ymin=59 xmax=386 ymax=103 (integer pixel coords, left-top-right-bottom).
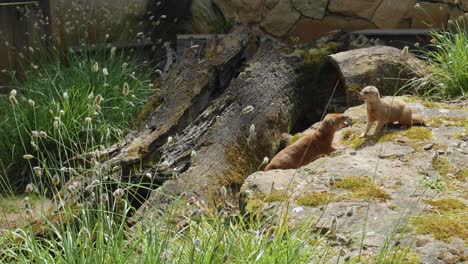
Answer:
xmin=260 ymin=0 xmax=301 ymax=37
xmin=322 ymin=46 xmax=429 ymax=106
xmin=241 ymin=100 xmax=468 ymax=263
xmin=291 ymin=0 xmax=328 ymax=19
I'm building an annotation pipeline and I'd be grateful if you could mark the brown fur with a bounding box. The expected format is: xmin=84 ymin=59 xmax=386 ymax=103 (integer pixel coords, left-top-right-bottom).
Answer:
xmin=264 ymin=114 xmax=352 ymax=171
xmin=359 ymin=86 xmax=425 ymax=137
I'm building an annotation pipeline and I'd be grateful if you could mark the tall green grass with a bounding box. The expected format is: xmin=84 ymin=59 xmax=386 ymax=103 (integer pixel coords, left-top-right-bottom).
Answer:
xmin=0 ymin=200 xmax=331 ymax=263
xmin=417 ymin=18 xmax=468 ymax=98
xmin=0 ymin=49 xmax=156 ymax=190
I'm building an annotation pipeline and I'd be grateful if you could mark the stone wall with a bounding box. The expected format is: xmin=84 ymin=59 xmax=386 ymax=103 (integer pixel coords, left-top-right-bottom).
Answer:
xmin=194 ymin=0 xmax=468 ymax=42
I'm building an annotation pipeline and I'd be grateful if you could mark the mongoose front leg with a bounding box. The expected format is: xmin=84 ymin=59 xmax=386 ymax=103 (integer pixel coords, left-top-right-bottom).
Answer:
xmin=372 ymin=121 xmax=386 ymax=136
xmin=360 ymin=120 xmax=374 ymax=138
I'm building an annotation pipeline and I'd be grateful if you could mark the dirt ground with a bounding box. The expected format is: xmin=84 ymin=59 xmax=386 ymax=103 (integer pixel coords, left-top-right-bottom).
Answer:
xmin=0 ymin=196 xmax=52 ymax=235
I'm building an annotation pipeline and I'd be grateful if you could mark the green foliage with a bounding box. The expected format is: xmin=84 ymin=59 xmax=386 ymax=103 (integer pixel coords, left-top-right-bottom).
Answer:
xmin=288 ymin=132 xmax=303 ymax=145
xmin=416 ymin=19 xmax=468 ymax=98
xmin=0 ymin=51 xmax=156 ymax=189
xmin=0 ymin=195 xmax=330 ymax=263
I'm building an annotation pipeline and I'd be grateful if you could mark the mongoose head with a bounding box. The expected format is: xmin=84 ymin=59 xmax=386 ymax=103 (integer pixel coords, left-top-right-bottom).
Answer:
xmin=322 ymin=113 xmax=353 ymax=130
xmin=359 ymin=86 xmax=380 ymax=102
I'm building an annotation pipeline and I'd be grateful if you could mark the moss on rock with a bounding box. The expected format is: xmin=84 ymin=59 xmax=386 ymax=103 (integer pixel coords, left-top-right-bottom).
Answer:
xmin=295 ymin=192 xmax=336 ymax=207
xmin=336 ymin=176 xmax=391 ymax=202
xmin=264 ymin=189 xmax=289 ymax=203
xmin=288 ymin=132 xmax=303 ymax=145
xmin=340 ymin=129 xmax=366 ymax=149
xmin=412 ymin=197 xmax=468 ymax=242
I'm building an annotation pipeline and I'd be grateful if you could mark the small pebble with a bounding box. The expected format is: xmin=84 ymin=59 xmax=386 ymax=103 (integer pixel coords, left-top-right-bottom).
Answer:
xmin=346 ymin=206 xmax=355 ymax=217
xmin=423 ymin=143 xmax=434 ymax=150
xmin=437 ymin=149 xmax=446 ymax=155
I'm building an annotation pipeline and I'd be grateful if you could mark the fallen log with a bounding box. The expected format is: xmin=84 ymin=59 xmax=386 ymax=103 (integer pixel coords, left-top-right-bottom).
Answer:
xmin=133 ymin=38 xmax=306 ymax=221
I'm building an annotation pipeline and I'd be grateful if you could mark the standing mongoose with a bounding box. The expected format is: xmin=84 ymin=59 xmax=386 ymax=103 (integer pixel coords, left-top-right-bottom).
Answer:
xmin=264 ymin=114 xmax=352 ymax=171
xmin=359 ymin=86 xmax=425 ymax=137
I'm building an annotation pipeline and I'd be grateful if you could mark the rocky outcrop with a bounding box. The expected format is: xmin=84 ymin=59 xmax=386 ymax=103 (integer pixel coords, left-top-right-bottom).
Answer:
xmin=289 ymin=16 xmax=376 ymax=44
xmin=240 ymin=100 xmax=468 ymax=263
xmin=291 ymin=0 xmax=327 ymax=20
xmin=372 ymin=0 xmax=417 ymax=28
xmin=260 ymin=0 xmax=301 ymax=37
xmin=322 ymin=46 xmax=429 ymax=106
xmin=206 ymin=0 xmax=466 ymax=40
xmin=328 ymin=0 xmax=383 ymax=20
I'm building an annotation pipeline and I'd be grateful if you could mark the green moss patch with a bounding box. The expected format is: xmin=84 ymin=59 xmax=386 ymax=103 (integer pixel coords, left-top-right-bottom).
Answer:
xmin=335 ymin=176 xmax=373 ymax=191
xmin=429 ymin=116 xmax=468 ymax=128
xmin=288 ymin=133 xmax=303 ymax=145
xmin=295 ymin=192 xmax=336 ymax=207
xmin=264 ymin=190 xmax=289 ymax=203
xmin=456 ymin=169 xmax=468 ymax=182
xmin=412 ymin=197 xmax=468 ymax=242
xmin=336 ymin=176 xmax=391 ymax=202
xmin=302 ymin=42 xmax=342 ymax=74
xmin=411 ymin=214 xmax=468 ymax=242
xmin=401 ymin=127 xmax=433 ymax=140
xmin=246 ymin=198 xmax=265 ymax=214
xmin=401 ymin=96 xmax=466 ymax=110
xmin=423 ymin=197 xmax=467 ymax=213
xmin=378 ymin=127 xmax=432 ymax=143
xmin=340 ymin=129 xmax=366 ymax=149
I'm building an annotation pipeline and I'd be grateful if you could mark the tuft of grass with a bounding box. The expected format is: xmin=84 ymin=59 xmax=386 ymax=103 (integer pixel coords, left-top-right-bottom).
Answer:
xmin=295 ymin=192 xmax=336 ymax=207
xmin=0 ymin=51 xmax=157 ymax=190
xmin=414 ymin=19 xmax=468 ymax=98
xmin=432 ymin=157 xmax=456 ymax=177
xmin=336 ymin=176 xmax=391 ymax=202
xmin=264 ymin=189 xmax=289 ymax=203
xmin=245 ymin=197 xmax=264 ymax=214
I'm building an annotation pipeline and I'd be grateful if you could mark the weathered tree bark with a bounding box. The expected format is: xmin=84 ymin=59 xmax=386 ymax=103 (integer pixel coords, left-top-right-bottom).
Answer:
xmin=131 ymin=39 xmax=305 ymax=222
xmin=318 ymin=46 xmax=429 ymax=106
xmin=61 ymin=27 xmax=305 ymax=223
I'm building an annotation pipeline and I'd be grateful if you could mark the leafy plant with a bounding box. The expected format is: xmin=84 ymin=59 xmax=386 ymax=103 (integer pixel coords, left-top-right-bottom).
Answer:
xmin=413 ymin=18 xmax=468 ymax=98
